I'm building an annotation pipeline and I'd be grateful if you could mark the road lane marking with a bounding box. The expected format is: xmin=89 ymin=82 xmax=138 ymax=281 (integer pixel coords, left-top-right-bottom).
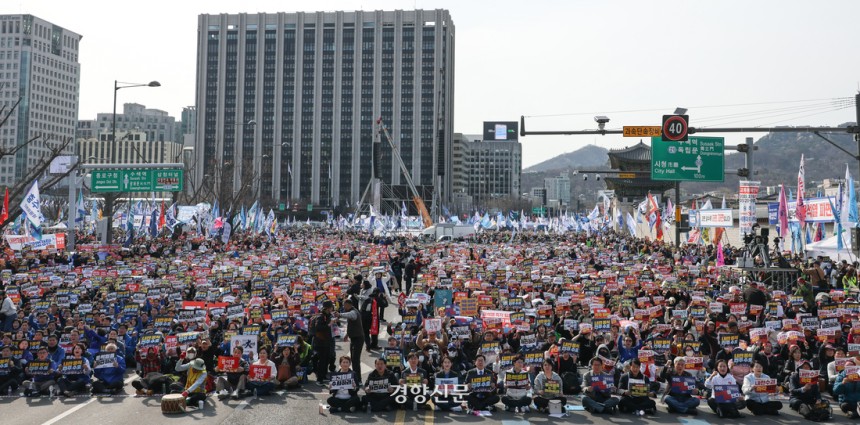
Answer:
xmin=41 ymin=375 xmax=137 ymax=425
xmin=395 ymin=407 xmax=406 ymax=425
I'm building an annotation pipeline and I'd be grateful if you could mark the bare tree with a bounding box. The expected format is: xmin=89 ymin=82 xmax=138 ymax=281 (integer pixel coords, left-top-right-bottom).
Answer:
xmin=0 ymin=93 xmax=78 ymax=228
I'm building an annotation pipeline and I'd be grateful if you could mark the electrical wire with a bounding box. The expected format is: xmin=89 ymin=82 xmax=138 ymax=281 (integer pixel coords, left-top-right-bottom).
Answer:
xmin=697 ymin=102 xmax=854 ymax=128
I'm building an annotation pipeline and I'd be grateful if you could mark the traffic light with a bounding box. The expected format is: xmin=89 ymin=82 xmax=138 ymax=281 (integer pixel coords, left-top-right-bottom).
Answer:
xmin=736 ymin=138 xmax=757 ymax=177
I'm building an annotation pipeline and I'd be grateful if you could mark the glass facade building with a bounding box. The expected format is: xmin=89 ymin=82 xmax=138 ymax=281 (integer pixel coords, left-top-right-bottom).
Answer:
xmin=194 ymin=10 xmax=454 ymax=208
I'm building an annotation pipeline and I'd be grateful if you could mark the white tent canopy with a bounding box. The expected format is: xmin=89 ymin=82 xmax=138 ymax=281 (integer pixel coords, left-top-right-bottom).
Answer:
xmin=804 ymin=233 xmax=856 ymax=261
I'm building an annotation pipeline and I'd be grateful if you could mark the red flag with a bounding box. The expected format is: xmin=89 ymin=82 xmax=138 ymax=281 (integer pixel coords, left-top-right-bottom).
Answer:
xmin=158 ymin=201 xmax=166 ymax=229
xmin=0 ymin=188 xmax=7 ymax=224
xmin=655 ymin=212 xmax=663 ymax=241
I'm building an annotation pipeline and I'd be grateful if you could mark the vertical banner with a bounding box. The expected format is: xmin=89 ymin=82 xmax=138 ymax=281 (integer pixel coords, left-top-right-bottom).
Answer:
xmin=739 ymin=181 xmax=760 ymax=236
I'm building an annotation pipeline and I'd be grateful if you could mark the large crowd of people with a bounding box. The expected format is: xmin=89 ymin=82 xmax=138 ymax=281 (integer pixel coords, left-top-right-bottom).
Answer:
xmin=1 ymin=227 xmax=859 ymax=421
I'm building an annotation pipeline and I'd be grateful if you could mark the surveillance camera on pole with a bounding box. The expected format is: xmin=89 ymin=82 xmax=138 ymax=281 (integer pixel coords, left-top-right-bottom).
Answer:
xmin=594 ymin=116 xmax=610 ymax=131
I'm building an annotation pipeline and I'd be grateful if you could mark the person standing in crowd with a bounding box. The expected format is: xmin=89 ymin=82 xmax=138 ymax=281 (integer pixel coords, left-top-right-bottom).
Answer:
xmin=312 ymin=301 xmax=336 ymax=384
xmin=0 ymin=291 xmax=17 ymax=332
xmin=339 ymin=299 xmax=364 ymax=377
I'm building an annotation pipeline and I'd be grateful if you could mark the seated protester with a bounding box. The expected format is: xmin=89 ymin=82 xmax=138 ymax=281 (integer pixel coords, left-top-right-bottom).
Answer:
xmin=557 ymin=350 xmax=582 ymax=395
xmin=399 ymin=352 xmax=430 ymax=411
xmin=246 ymin=348 xmax=279 ymax=397
xmin=788 ymin=360 xmax=824 ymax=414
xmin=582 ymin=356 xmax=620 ymax=414
xmin=533 ymin=359 xmax=566 ymax=413
xmin=176 ymin=357 xmax=208 ymax=409
xmin=57 ymin=343 xmax=91 ymax=397
xmin=704 ymin=359 xmax=746 ymax=418
xmin=91 ymin=343 xmax=127 ymax=395
xmin=327 ymin=356 xmax=362 ymax=413
xmin=45 ymin=334 xmax=66 ymax=366
xmin=272 ymin=345 xmax=301 ymax=389
xmin=501 ymin=357 xmax=532 ymax=413
xmin=662 ymin=356 xmax=701 ymax=415
xmin=742 ymin=361 xmax=783 ymax=416
xmin=23 ymin=346 xmax=58 ymax=397
xmin=833 ymin=358 xmax=860 ymax=418
xmin=215 ymin=346 xmax=248 ymax=400
xmin=0 ymin=345 xmax=23 ymax=395
xmin=464 ymin=354 xmax=500 ymax=413
xmin=433 ymin=356 xmax=464 ymax=412
xmin=363 ymin=358 xmax=398 ymax=412
xmin=826 ymin=347 xmax=847 ymax=393
xmin=132 ymin=346 xmax=168 ymax=396
xmin=617 ymin=358 xmax=657 ymax=416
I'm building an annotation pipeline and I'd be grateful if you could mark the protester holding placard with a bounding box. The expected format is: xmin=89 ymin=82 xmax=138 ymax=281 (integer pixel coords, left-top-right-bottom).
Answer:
xmin=23 ymin=346 xmax=58 ymax=397
xmin=533 ymin=359 xmax=565 ymax=413
xmin=363 ymin=357 xmax=398 ymax=412
xmin=399 ymin=351 xmax=430 ymax=411
xmin=704 ymin=359 xmax=746 ymax=418
xmin=617 ymin=358 xmax=656 ymax=416
xmin=662 ymin=357 xmax=701 ymax=415
xmin=501 ymin=356 xmax=531 ymax=413
xmin=327 ymin=355 xmax=361 ymax=413
xmin=432 ymin=356 xmax=463 ymax=411
xmin=826 ymin=348 xmax=847 ymax=392
xmin=582 ymin=357 xmax=619 ymax=414
xmin=788 ymin=360 xmax=825 ymax=416
xmin=57 ymin=343 xmax=91 ymax=397
xmin=742 ymin=361 xmax=783 ymax=415
xmin=214 ymin=346 xmax=248 ymax=399
xmin=0 ymin=345 xmax=23 ymax=394
xmin=246 ymin=347 xmax=278 ymax=397
xmin=464 ymin=354 xmax=499 ymax=413
xmin=91 ymin=343 xmax=125 ymax=395
xmin=833 ymin=359 xmax=860 ymax=418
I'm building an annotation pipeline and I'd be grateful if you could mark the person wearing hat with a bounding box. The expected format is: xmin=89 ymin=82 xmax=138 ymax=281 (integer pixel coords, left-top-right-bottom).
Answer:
xmin=312 ymin=301 xmax=336 ymax=384
xmin=0 ymin=290 xmax=17 ymax=332
xmin=175 ymin=354 xmax=208 ymax=408
xmin=91 ymin=343 xmax=126 ymax=395
xmin=787 ymin=360 xmax=823 ymax=414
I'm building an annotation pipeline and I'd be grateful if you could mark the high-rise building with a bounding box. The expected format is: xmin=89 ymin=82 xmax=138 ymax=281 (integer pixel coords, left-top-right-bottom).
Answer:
xmin=194 ymin=10 xmax=455 ymax=209
xmin=78 ymin=130 xmax=184 ymax=166
xmin=0 ymin=15 xmax=81 ymax=185
xmin=544 ymin=172 xmax=571 ymax=206
xmin=451 ymin=132 xmax=521 ymax=210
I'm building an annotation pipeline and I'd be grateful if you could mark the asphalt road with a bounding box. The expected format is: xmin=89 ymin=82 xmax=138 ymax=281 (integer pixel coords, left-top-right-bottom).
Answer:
xmin=3 ymin=305 xmax=855 ymax=425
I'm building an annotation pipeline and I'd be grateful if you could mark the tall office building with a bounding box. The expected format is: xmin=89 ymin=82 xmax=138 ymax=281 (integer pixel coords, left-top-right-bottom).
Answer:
xmin=0 ymin=15 xmax=81 ymax=185
xmin=194 ymin=10 xmax=455 ymax=209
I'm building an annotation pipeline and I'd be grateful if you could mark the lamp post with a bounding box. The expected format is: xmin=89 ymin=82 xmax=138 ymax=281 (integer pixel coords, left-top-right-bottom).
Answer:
xmin=103 ymin=80 xmax=160 ymax=245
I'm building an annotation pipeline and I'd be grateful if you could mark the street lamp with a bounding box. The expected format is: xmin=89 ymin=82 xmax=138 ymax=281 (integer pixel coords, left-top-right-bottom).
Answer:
xmin=104 ymin=80 xmax=160 ymax=245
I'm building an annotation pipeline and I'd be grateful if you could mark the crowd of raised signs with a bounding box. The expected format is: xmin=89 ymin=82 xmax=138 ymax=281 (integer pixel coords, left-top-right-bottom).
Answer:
xmin=0 ymin=228 xmax=859 ymax=420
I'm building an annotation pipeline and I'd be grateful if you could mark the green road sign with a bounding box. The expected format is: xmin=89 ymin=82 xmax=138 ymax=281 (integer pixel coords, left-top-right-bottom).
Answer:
xmin=279 ymin=203 xmax=285 ymax=211
xmin=532 ymin=207 xmax=546 ymax=215
xmin=650 ymin=136 xmax=724 ymax=182
xmin=307 ymin=204 xmax=313 ymax=212
xmin=91 ymin=169 xmax=184 ymax=193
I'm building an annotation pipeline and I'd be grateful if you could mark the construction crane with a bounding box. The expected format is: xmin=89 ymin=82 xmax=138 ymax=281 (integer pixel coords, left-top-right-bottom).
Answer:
xmin=377 ymin=117 xmax=434 ymax=228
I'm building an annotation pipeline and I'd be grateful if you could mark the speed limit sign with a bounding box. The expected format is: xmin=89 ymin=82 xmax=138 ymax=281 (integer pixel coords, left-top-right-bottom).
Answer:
xmin=662 ymin=115 xmax=689 ymax=141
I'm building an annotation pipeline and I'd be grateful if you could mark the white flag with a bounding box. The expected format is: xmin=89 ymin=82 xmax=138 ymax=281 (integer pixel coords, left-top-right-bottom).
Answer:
xmin=20 ymin=179 xmax=44 ymax=227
